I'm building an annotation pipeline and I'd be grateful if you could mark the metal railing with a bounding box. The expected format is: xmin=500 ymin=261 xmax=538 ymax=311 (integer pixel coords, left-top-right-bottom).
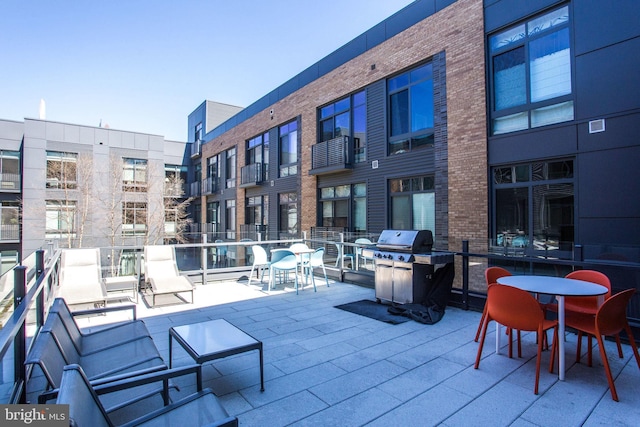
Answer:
xmin=2 ymin=237 xmax=639 ymax=403
xmin=311 ymin=136 xmax=350 ymax=170
xmin=0 ymin=250 xmax=55 ymax=404
xmin=240 ymin=163 xmax=264 ymax=187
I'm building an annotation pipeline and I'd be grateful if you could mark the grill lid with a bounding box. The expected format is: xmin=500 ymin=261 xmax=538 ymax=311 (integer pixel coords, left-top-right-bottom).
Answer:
xmin=375 ymin=229 xmax=433 ymax=253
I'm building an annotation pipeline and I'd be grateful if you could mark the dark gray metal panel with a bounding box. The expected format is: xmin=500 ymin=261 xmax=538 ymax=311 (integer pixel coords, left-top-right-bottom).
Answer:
xmin=574 ymin=0 xmax=640 ymax=55
xmin=298 ymin=65 xmax=320 ymax=89
xmin=365 ymin=80 xmax=388 ymax=233
xmin=578 ymin=218 xmax=640 ymax=247
xmin=365 ymin=22 xmax=387 ymax=50
xmin=578 ymin=145 xmax=640 ymax=219
xmin=575 ymin=37 xmax=640 ymax=120
xmin=578 ymin=113 xmax=640 ymax=154
xmin=488 ymin=125 xmax=577 ymax=165
xmin=384 ymin=0 xmax=436 ymax=37
xmin=436 ymin=0 xmax=458 ymax=11
xmin=318 ymin=36 xmax=367 ymax=76
xmin=484 ymin=0 xmax=563 ymax=33
xmin=365 ymin=80 xmax=387 ymax=161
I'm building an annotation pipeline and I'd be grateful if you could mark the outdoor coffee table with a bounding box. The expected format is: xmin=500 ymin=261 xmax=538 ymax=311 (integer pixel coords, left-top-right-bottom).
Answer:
xmin=104 ymin=275 xmax=138 ymax=303
xmin=169 ymin=318 xmax=264 ymax=391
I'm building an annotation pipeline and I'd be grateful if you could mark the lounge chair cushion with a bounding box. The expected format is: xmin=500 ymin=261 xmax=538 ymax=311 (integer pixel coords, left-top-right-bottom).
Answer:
xmin=58 ymin=248 xmax=108 ymax=306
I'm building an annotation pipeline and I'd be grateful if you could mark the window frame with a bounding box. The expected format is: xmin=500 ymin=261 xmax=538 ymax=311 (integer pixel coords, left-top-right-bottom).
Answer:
xmin=0 ymin=150 xmax=20 ymax=190
xmin=45 ymin=199 xmax=77 ymax=237
xmin=225 ymin=147 xmax=236 ymax=189
xmin=317 ymin=90 xmax=367 ymax=163
xmin=318 ymin=183 xmax=366 ymax=232
xmin=489 ymin=4 xmax=573 ymax=135
xmin=122 ymin=158 xmax=147 ymax=193
xmin=46 ymin=151 xmax=78 ymax=190
xmin=389 ymin=175 xmax=435 ymax=232
xmin=122 ymin=201 xmax=147 ymax=235
xmin=278 ymin=192 xmax=298 ymax=237
xmin=246 ymin=195 xmax=268 ymax=228
xmin=279 ymin=120 xmax=298 ymax=177
xmin=492 ymin=158 xmax=575 ymax=257
xmin=387 ymin=63 xmax=435 ymax=155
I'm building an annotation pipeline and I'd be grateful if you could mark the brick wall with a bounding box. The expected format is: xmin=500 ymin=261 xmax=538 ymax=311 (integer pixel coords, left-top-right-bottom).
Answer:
xmin=202 ymin=0 xmax=487 ymax=249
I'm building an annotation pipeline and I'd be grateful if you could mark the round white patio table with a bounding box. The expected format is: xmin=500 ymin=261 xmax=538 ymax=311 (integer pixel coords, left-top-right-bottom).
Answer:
xmin=496 ymin=275 xmax=608 ymax=380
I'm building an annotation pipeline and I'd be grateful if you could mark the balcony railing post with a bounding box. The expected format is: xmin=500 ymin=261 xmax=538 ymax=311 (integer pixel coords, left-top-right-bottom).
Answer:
xmin=35 ymin=250 xmax=45 ymax=327
xmin=573 ymin=244 xmax=583 ymax=263
xmin=13 ymin=265 xmax=27 ymax=403
xmin=462 ymin=240 xmax=469 ymax=310
xmin=339 ymin=233 xmax=345 ymax=270
xmin=202 ymin=234 xmax=208 ymax=284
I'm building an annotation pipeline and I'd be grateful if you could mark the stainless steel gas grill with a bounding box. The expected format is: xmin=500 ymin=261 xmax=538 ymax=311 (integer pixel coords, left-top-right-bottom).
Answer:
xmin=362 ymin=230 xmax=454 ymax=304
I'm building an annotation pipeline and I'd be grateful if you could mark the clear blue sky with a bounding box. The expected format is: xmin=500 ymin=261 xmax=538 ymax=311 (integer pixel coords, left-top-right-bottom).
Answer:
xmin=0 ymin=0 xmax=415 ymax=141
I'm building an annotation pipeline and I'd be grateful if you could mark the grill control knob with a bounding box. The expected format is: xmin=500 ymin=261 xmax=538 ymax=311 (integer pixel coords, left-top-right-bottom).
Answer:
xmin=398 ymin=255 xmax=404 ymax=261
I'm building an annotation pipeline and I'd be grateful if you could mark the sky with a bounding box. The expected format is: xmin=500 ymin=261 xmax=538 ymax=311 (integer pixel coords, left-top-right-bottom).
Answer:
xmin=0 ymin=0 xmax=415 ymax=141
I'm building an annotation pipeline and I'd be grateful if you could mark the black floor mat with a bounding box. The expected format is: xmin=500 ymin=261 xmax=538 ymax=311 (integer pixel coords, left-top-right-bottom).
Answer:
xmin=334 ymin=299 xmax=409 ymax=324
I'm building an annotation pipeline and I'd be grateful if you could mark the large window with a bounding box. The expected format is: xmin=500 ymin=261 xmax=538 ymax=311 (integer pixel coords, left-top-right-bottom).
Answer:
xmin=319 ymin=183 xmax=366 ymax=232
xmin=122 ymin=201 xmax=147 ymax=235
xmin=165 ymin=165 xmax=187 ymax=197
xmin=122 ymin=158 xmax=147 ymax=192
xmin=279 ymin=121 xmax=298 ymax=177
xmin=389 ymin=176 xmax=435 ymax=232
xmin=226 ymin=147 xmax=236 ymax=188
xmin=0 ymin=201 xmax=19 ymax=241
xmin=225 ymin=199 xmax=236 ymax=239
xmin=246 ymin=195 xmax=268 ymax=227
xmin=46 ymin=200 xmax=76 ymax=238
xmin=388 ymin=63 xmax=434 ymax=155
xmin=246 ymin=132 xmax=269 ymax=181
xmin=206 ymin=155 xmax=219 ymax=194
xmin=194 ymin=122 xmax=203 ymax=142
xmin=0 ymin=150 xmax=20 ymax=190
xmin=493 ymin=159 xmax=574 ymax=254
xmin=490 ymin=5 xmax=573 ymax=134
xmin=279 ymin=192 xmax=298 ymax=237
xmin=206 ymin=201 xmax=219 ymax=234
xmin=319 ymin=90 xmax=367 ymax=163
xmin=46 ymin=151 xmax=77 ymax=189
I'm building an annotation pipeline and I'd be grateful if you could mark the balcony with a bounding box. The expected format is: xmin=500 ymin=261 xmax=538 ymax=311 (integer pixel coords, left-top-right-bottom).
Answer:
xmin=0 ymin=224 xmax=19 ymax=242
xmin=189 ymin=181 xmax=201 ymax=197
xmin=202 ymin=177 xmax=220 ymax=195
xmin=310 ymin=136 xmax=352 ymax=175
xmin=0 ymin=173 xmax=20 ymax=191
xmin=190 ymin=139 xmax=202 ymax=159
xmin=240 ymin=163 xmax=265 ymax=188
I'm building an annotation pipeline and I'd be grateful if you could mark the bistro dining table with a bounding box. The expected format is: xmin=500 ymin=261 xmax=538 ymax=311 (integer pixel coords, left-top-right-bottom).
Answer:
xmin=496 ymin=275 xmax=608 ymax=381
xmin=270 ymin=247 xmax=315 ymax=290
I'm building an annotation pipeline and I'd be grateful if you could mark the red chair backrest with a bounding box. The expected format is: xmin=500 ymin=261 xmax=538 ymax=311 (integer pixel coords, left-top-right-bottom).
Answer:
xmin=485 ymin=267 xmax=511 ymax=287
xmin=565 ymin=270 xmax=612 ymax=313
xmin=486 ymin=284 xmax=544 ymax=332
xmin=596 ymin=288 xmax=635 ymax=337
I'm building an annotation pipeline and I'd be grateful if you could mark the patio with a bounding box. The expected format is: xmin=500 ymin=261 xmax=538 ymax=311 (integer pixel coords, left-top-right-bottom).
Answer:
xmin=52 ymin=276 xmax=640 ymax=427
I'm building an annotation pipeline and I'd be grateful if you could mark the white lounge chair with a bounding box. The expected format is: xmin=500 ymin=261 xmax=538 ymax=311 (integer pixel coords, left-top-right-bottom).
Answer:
xmin=58 ymin=248 xmax=108 ymax=308
xmin=143 ymin=245 xmax=195 ymax=306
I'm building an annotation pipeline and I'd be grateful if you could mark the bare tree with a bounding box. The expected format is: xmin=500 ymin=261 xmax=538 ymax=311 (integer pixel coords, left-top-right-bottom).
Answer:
xmin=146 ymin=163 xmax=193 ymax=244
xmin=75 ymin=152 xmax=93 ymax=248
xmin=95 ymin=153 xmax=126 ymax=276
xmin=164 ymin=172 xmax=193 ymax=244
